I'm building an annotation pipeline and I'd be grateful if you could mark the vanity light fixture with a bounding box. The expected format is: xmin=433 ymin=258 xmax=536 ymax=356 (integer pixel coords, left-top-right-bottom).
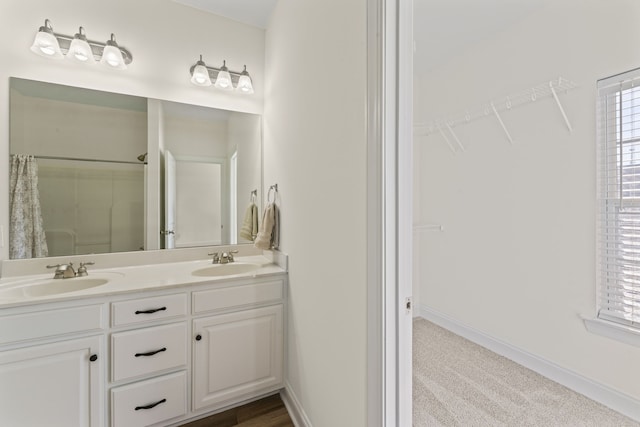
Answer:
xmin=189 ymin=56 xmax=254 ymax=94
xmin=30 ymin=19 xmax=133 ymax=69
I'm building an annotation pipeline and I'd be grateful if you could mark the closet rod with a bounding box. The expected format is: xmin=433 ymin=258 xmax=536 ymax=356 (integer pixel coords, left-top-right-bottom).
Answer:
xmin=32 ymin=155 xmax=144 ymax=165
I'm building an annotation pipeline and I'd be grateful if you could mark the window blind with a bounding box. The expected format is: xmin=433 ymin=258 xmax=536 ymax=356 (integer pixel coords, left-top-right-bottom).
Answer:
xmin=597 ymin=68 xmax=640 ymax=326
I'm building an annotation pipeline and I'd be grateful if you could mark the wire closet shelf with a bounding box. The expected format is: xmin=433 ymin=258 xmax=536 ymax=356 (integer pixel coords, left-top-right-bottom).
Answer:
xmin=414 ymin=77 xmax=578 ymax=151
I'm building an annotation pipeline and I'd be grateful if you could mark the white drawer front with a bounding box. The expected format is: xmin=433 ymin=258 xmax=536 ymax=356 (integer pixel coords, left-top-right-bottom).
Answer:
xmin=192 ymin=279 xmax=283 ymax=314
xmin=111 ymin=323 xmax=187 ymax=382
xmin=111 ymin=371 xmax=187 ymax=427
xmin=112 ymin=293 xmax=187 ymax=327
xmin=0 ymin=304 xmax=104 ymax=345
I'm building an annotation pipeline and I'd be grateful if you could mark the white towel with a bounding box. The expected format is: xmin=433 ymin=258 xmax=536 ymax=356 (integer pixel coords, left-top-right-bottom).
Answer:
xmin=254 ymin=203 xmax=275 ymax=250
xmin=239 ymin=203 xmax=258 ymax=241
xmin=270 ymin=203 xmax=279 ymax=249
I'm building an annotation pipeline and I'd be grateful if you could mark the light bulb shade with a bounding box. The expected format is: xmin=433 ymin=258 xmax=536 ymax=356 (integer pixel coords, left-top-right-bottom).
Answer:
xmin=191 ymin=64 xmax=212 ymax=86
xmin=67 ymin=28 xmax=95 ymax=63
xmin=236 ymin=66 xmax=254 ymax=94
xmin=30 ymin=22 xmax=63 ymax=59
xmin=100 ymin=34 xmax=126 ymax=69
xmin=214 ymin=70 xmax=233 ymax=90
xmin=236 ymin=74 xmax=254 ymax=94
xmin=100 ymin=45 xmax=126 ymax=69
xmin=214 ymin=61 xmax=233 ymax=90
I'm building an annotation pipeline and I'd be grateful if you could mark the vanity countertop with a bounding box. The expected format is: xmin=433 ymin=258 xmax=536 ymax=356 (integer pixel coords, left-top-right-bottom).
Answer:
xmin=0 ymin=255 xmax=286 ymax=309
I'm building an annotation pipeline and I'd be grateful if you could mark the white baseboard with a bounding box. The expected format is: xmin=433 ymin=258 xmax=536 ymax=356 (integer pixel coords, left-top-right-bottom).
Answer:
xmin=280 ymin=382 xmax=312 ymax=427
xmin=415 ymin=304 xmax=640 ymax=422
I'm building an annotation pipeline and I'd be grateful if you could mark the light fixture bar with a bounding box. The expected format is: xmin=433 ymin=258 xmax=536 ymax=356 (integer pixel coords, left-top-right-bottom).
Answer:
xmin=189 ymin=63 xmax=245 ymax=86
xmin=31 ymin=20 xmax=133 ymax=65
xmin=189 ymin=57 xmax=253 ymax=94
xmin=52 ymin=33 xmax=133 ymax=64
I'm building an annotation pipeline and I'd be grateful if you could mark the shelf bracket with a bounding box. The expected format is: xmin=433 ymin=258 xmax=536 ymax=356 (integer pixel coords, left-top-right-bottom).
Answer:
xmin=437 ymin=125 xmax=457 ymax=154
xmin=445 ymin=123 xmax=465 ymax=152
xmin=550 ymin=81 xmax=573 ymax=132
xmin=491 ymin=102 xmax=514 ymax=144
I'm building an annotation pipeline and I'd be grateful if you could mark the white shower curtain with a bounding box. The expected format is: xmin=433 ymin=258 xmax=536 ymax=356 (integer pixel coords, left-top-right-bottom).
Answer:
xmin=9 ymin=155 xmax=48 ymax=258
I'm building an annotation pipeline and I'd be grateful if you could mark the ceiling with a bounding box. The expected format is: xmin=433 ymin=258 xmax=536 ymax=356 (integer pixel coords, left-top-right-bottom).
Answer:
xmin=172 ymin=0 xmax=278 ymax=29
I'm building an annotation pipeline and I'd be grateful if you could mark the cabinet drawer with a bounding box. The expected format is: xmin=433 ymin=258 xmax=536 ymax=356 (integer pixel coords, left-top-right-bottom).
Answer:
xmin=0 ymin=304 xmax=104 ymax=345
xmin=192 ymin=279 xmax=283 ymax=314
xmin=111 ymin=293 xmax=187 ymax=327
xmin=111 ymin=371 xmax=187 ymax=427
xmin=111 ymin=323 xmax=187 ymax=382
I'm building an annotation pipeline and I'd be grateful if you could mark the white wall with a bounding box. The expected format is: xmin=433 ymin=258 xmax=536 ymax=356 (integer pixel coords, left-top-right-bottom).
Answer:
xmin=0 ymin=0 xmax=265 ymax=260
xmin=414 ymin=0 xmax=640 ymax=401
xmin=264 ymin=0 xmax=368 ymax=426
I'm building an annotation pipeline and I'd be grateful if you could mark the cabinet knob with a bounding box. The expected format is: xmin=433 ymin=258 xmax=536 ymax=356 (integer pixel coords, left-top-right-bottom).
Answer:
xmin=89 ymin=354 xmax=98 ymax=362
xmin=195 ymin=334 xmax=202 ymax=341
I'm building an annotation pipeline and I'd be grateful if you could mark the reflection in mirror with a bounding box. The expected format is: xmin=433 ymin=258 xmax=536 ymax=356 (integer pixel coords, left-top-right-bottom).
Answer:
xmin=9 ymin=78 xmax=262 ymax=259
xmin=159 ymin=100 xmax=262 ymax=249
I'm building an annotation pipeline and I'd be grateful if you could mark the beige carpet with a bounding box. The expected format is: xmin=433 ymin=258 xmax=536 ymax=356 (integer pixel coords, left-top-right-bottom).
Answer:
xmin=413 ymin=318 xmax=639 ymax=427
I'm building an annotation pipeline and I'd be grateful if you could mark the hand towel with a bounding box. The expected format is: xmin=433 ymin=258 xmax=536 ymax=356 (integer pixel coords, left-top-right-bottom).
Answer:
xmin=254 ymin=203 xmax=275 ymax=250
xmin=270 ymin=203 xmax=279 ymax=249
xmin=251 ymin=203 xmax=258 ymax=240
xmin=239 ymin=203 xmax=258 ymax=241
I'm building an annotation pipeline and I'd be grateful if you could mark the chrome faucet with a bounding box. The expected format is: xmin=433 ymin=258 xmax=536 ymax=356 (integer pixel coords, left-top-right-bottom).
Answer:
xmin=46 ymin=261 xmax=94 ymax=279
xmin=46 ymin=262 xmax=77 ymax=279
xmin=220 ymin=250 xmax=239 ymax=264
xmin=77 ymin=262 xmax=94 ymax=277
xmin=208 ymin=252 xmax=221 ymax=264
xmin=208 ymin=250 xmax=239 ymax=264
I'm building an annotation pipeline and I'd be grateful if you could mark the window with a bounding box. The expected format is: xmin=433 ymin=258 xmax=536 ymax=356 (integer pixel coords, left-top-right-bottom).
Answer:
xmin=597 ymin=68 xmax=640 ymax=327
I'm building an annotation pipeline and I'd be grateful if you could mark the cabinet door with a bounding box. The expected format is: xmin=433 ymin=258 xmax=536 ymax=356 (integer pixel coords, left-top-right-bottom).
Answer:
xmin=0 ymin=336 xmax=103 ymax=427
xmin=193 ymin=305 xmax=283 ymax=410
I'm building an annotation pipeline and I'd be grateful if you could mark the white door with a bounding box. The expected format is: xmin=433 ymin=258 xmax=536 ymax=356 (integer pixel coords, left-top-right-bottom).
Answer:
xmin=174 ymin=161 xmax=222 ymax=247
xmin=0 ymin=336 xmax=103 ymax=427
xmin=164 ymin=150 xmax=177 ymax=249
xmin=192 ymin=305 xmax=283 ymax=410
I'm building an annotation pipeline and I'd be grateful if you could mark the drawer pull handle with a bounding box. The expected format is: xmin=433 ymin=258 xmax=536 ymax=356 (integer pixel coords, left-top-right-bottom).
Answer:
xmin=89 ymin=354 xmax=98 ymax=362
xmin=135 ymin=398 xmax=166 ymax=411
xmin=135 ymin=307 xmax=167 ymax=315
xmin=195 ymin=334 xmax=202 ymax=341
xmin=134 ymin=347 xmax=167 ymax=357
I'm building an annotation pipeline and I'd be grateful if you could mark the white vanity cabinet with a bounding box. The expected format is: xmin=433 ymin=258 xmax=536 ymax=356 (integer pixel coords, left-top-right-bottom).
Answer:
xmin=0 ymin=304 xmax=106 ymax=427
xmin=0 ymin=271 xmax=286 ymax=427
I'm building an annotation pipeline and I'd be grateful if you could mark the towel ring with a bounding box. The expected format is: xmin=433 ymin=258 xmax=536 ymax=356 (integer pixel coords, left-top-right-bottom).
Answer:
xmin=267 ymin=183 xmax=278 ymax=204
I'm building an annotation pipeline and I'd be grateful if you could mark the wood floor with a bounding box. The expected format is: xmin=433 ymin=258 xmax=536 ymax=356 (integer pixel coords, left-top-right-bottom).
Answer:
xmin=178 ymin=394 xmax=294 ymax=427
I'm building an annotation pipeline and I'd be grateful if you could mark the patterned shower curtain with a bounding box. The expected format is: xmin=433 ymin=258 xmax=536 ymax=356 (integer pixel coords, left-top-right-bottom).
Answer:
xmin=9 ymin=155 xmax=48 ymax=258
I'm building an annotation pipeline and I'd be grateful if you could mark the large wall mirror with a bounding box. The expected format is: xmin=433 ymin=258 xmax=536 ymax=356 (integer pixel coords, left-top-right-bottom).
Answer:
xmin=9 ymin=78 xmax=262 ymax=259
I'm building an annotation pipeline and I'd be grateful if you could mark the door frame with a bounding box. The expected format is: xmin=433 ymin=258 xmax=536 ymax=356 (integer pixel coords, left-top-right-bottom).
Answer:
xmin=367 ymin=0 xmax=413 ymax=425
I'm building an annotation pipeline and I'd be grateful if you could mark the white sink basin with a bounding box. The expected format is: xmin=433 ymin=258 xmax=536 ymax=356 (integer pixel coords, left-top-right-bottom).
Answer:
xmin=192 ymin=262 xmax=262 ymax=277
xmin=0 ymin=273 xmax=123 ymax=299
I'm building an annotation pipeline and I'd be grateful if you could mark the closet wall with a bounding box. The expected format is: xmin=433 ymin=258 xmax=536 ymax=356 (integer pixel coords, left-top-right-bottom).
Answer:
xmin=414 ymin=0 xmax=640 ymax=401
